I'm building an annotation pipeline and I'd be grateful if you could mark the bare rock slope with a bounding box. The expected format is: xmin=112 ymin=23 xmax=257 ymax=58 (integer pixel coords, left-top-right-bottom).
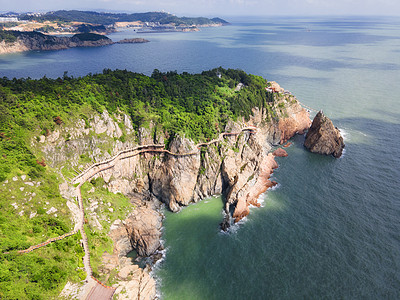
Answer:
xmin=304 ymin=110 xmax=345 ymax=158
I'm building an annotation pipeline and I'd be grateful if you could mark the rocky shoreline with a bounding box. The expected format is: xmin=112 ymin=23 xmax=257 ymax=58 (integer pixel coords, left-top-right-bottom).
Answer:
xmin=39 ymin=82 xmax=314 ymax=299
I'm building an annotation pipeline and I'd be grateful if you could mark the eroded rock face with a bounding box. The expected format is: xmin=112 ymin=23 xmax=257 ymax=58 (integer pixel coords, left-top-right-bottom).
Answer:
xmin=304 ymin=111 xmax=345 ymax=158
xmin=125 ymin=205 xmax=163 ymax=257
xmin=150 ymin=137 xmax=201 ymax=212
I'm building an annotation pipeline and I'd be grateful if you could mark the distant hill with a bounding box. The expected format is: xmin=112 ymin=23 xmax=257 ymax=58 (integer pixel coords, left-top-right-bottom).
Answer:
xmin=19 ymin=10 xmax=229 ymax=26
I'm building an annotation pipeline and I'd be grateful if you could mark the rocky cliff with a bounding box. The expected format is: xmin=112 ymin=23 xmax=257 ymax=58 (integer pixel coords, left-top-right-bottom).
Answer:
xmin=36 ymin=86 xmax=310 ymax=299
xmin=304 ymin=110 xmax=345 ymax=158
xmin=41 ymin=88 xmax=310 ymax=231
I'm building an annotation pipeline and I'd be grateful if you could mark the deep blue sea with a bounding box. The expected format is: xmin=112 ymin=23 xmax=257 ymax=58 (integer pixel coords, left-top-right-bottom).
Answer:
xmin=1 ymin=16 xmax=399 ymax=299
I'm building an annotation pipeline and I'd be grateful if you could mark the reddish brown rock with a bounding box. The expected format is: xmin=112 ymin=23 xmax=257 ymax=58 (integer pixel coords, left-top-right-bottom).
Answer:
xmin=232 ymin=153 xmax=278 ymax=223
xmin=272 ymin=148 xmax=288 ymax=157
xmin=283 ymin=142 xmax=292 ymax=148
xmin=278 ymin=108 xmax=311 ymax=144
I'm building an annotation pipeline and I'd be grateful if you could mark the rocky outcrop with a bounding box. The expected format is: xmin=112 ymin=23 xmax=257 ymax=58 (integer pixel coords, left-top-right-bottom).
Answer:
xmin=106 ymin=198 xmax=160 ymax=300
xmin=304 ymin=111 xmax=345 ymax=158
xmin=108 ymin=196 xmax=162 ymax=257
xmin=124 ymin=204 xmax=163 ymax=256
xmin=272 ymin=148 xmax=288 ymax=157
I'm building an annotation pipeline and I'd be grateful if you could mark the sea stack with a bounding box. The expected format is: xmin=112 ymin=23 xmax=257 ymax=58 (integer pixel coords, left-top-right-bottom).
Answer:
xmin=304 ymin=110 xmax=345 ymax=158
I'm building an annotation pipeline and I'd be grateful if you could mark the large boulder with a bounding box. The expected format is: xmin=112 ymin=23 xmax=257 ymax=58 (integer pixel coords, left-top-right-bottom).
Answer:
xmin=304 ymin=111 xmax=345 ymax=158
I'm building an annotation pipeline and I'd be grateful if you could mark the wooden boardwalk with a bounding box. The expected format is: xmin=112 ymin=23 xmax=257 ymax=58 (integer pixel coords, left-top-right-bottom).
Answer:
xmin=86 ymin=277 xmax=116 ymax=300
xmin=15 ymin=127 xmax=256 ymax=300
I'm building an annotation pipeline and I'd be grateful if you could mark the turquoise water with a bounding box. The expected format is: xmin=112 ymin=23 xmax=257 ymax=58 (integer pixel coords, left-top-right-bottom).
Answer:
xmin=1 ymin=16 xmax=399 ymax=299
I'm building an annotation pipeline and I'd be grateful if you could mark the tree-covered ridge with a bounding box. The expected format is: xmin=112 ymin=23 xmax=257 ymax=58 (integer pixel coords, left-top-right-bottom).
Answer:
xmin=0 ymin=68 xmax=277 ymax=298
xmin=19 ymin=10 xmax=229 ymax=26
xmin=0 ymin=68 xmax=274 ymax=181
xmin=0 ymin=29 xmax=110 ymax=43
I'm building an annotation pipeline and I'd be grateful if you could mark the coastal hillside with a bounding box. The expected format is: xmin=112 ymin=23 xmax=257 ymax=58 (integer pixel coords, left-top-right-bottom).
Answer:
xmin=19 ymin=10 xmax=229 ymax=26
xmin=0 ymin=68 xmax=310 ymax=299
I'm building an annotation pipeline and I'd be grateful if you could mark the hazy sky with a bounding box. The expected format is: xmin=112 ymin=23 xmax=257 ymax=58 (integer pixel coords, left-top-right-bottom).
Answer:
xmin=1 ymin=0 xmax=399 ymax=17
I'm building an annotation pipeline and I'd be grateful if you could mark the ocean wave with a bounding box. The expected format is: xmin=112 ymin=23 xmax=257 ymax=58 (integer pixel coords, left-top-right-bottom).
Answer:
xmin=339 ymin=127 xmax=349 ymax=141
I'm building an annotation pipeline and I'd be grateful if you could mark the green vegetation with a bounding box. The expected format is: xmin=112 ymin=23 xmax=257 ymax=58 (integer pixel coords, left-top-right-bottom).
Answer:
xmin=20 ymin=10 xmax=228 ymax=26
xmin=0 ymin=30 xmax=17 ymax=43
xmin=0 ymin=67 xmax=275 ymax=182
xmin=0 ymin=173 xmax=84 ymax=299
xmin=0 ymin=67 xmax=279 ymax=298
xmin=72 ymin=32 xmax=109 ymax=41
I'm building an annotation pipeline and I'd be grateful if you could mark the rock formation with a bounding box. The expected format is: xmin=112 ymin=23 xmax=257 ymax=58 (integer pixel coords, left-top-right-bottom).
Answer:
xmin=304 ymin=110 xmax=345 ymax=158
xmin=272 ymin=148 xmax=288 ymax=157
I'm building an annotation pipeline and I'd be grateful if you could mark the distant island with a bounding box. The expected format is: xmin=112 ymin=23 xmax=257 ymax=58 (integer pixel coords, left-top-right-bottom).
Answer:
xmin=0 ymin=10 xmax=229 ymax=35
xmin=0 ymin=30 xmax=149 ymax=54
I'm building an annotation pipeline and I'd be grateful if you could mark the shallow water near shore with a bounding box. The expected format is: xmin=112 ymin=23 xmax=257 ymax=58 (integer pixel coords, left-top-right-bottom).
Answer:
xmin=1 ymin=16 xmax=399 ymax=299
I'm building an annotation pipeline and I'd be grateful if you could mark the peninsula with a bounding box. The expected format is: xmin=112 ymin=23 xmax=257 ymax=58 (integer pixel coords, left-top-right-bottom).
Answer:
xmin=0 ymin=30 xmax=149 ymax=54
xmin=0 ymin=68 xmax=312 ymax=299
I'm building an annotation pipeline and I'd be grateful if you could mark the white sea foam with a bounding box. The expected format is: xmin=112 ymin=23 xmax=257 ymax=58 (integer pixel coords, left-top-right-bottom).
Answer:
xmin=268 ymin=182 xmax=281 ymax=191
xmin=340 ymin=147 xmax=347 ymax=158
xmin=339 ymin=127 xmax=349 ymax=142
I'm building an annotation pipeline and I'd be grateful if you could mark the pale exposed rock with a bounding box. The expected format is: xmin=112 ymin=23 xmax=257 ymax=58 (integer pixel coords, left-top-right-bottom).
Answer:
xmin=124 ymin=114 xmax=134 ymax=133
xmin=118 ymin=264 xmax=140 ymax=279
xmin=59 ymin=281 xmax=84 ymax=300
xmin=21 ymin=175 xmax=26 ymax=180
xmin=19 ymin=210 xmax=24 ymax=216
xmin=20 ymin=187 xmax=24 ymax=191
xmin=39 ymin=135 xmax=46 ymax=143
xmin=30 ymin=212 xmax=37 ymax=219
xmin=4 ymin=180 xmax=8 ymax=184
xmin=113 ymin=267 xmax=156 ymax=300
xmin=25 ymin=181 xmax=34 ymax=186
xmin=124 ymin=205 xmax=163 ymax=256
xmin=89 ymin=214 xmax=103 ymax=231
xmin=59 ymin=182 xmax=76 ymax=200
xmin=11 ymin=203 xmax=18 ymax=209
xmin=12 ymin=176 xmax=18 ymax=181
xmin=46 ymin=207 xmax=58 ymax=214
xmin=151 ymin=136 xmax=201 ymax=211
xmin=110 ymin=219 xmax=122 ymax=231
xmin=47 ymin=130 xmax=60 ymax=143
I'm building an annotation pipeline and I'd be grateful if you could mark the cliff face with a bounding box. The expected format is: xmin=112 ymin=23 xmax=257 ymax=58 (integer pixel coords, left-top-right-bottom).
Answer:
xmin=36 ymin=89 xmax=310 ymax=299
xmin=304 ymin=111 xmax=345 ymax=158
xmin=41 ymin=91 xmax=310 ymax=232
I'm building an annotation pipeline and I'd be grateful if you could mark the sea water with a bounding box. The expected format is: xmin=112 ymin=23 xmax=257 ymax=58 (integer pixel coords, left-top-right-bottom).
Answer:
xmin=1 ymin=16 xmax=399 ymax=299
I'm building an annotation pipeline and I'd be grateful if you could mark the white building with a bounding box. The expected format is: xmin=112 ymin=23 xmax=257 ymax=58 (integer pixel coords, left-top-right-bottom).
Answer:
xmin=0 ymin=17 xmax=18 ymax=22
